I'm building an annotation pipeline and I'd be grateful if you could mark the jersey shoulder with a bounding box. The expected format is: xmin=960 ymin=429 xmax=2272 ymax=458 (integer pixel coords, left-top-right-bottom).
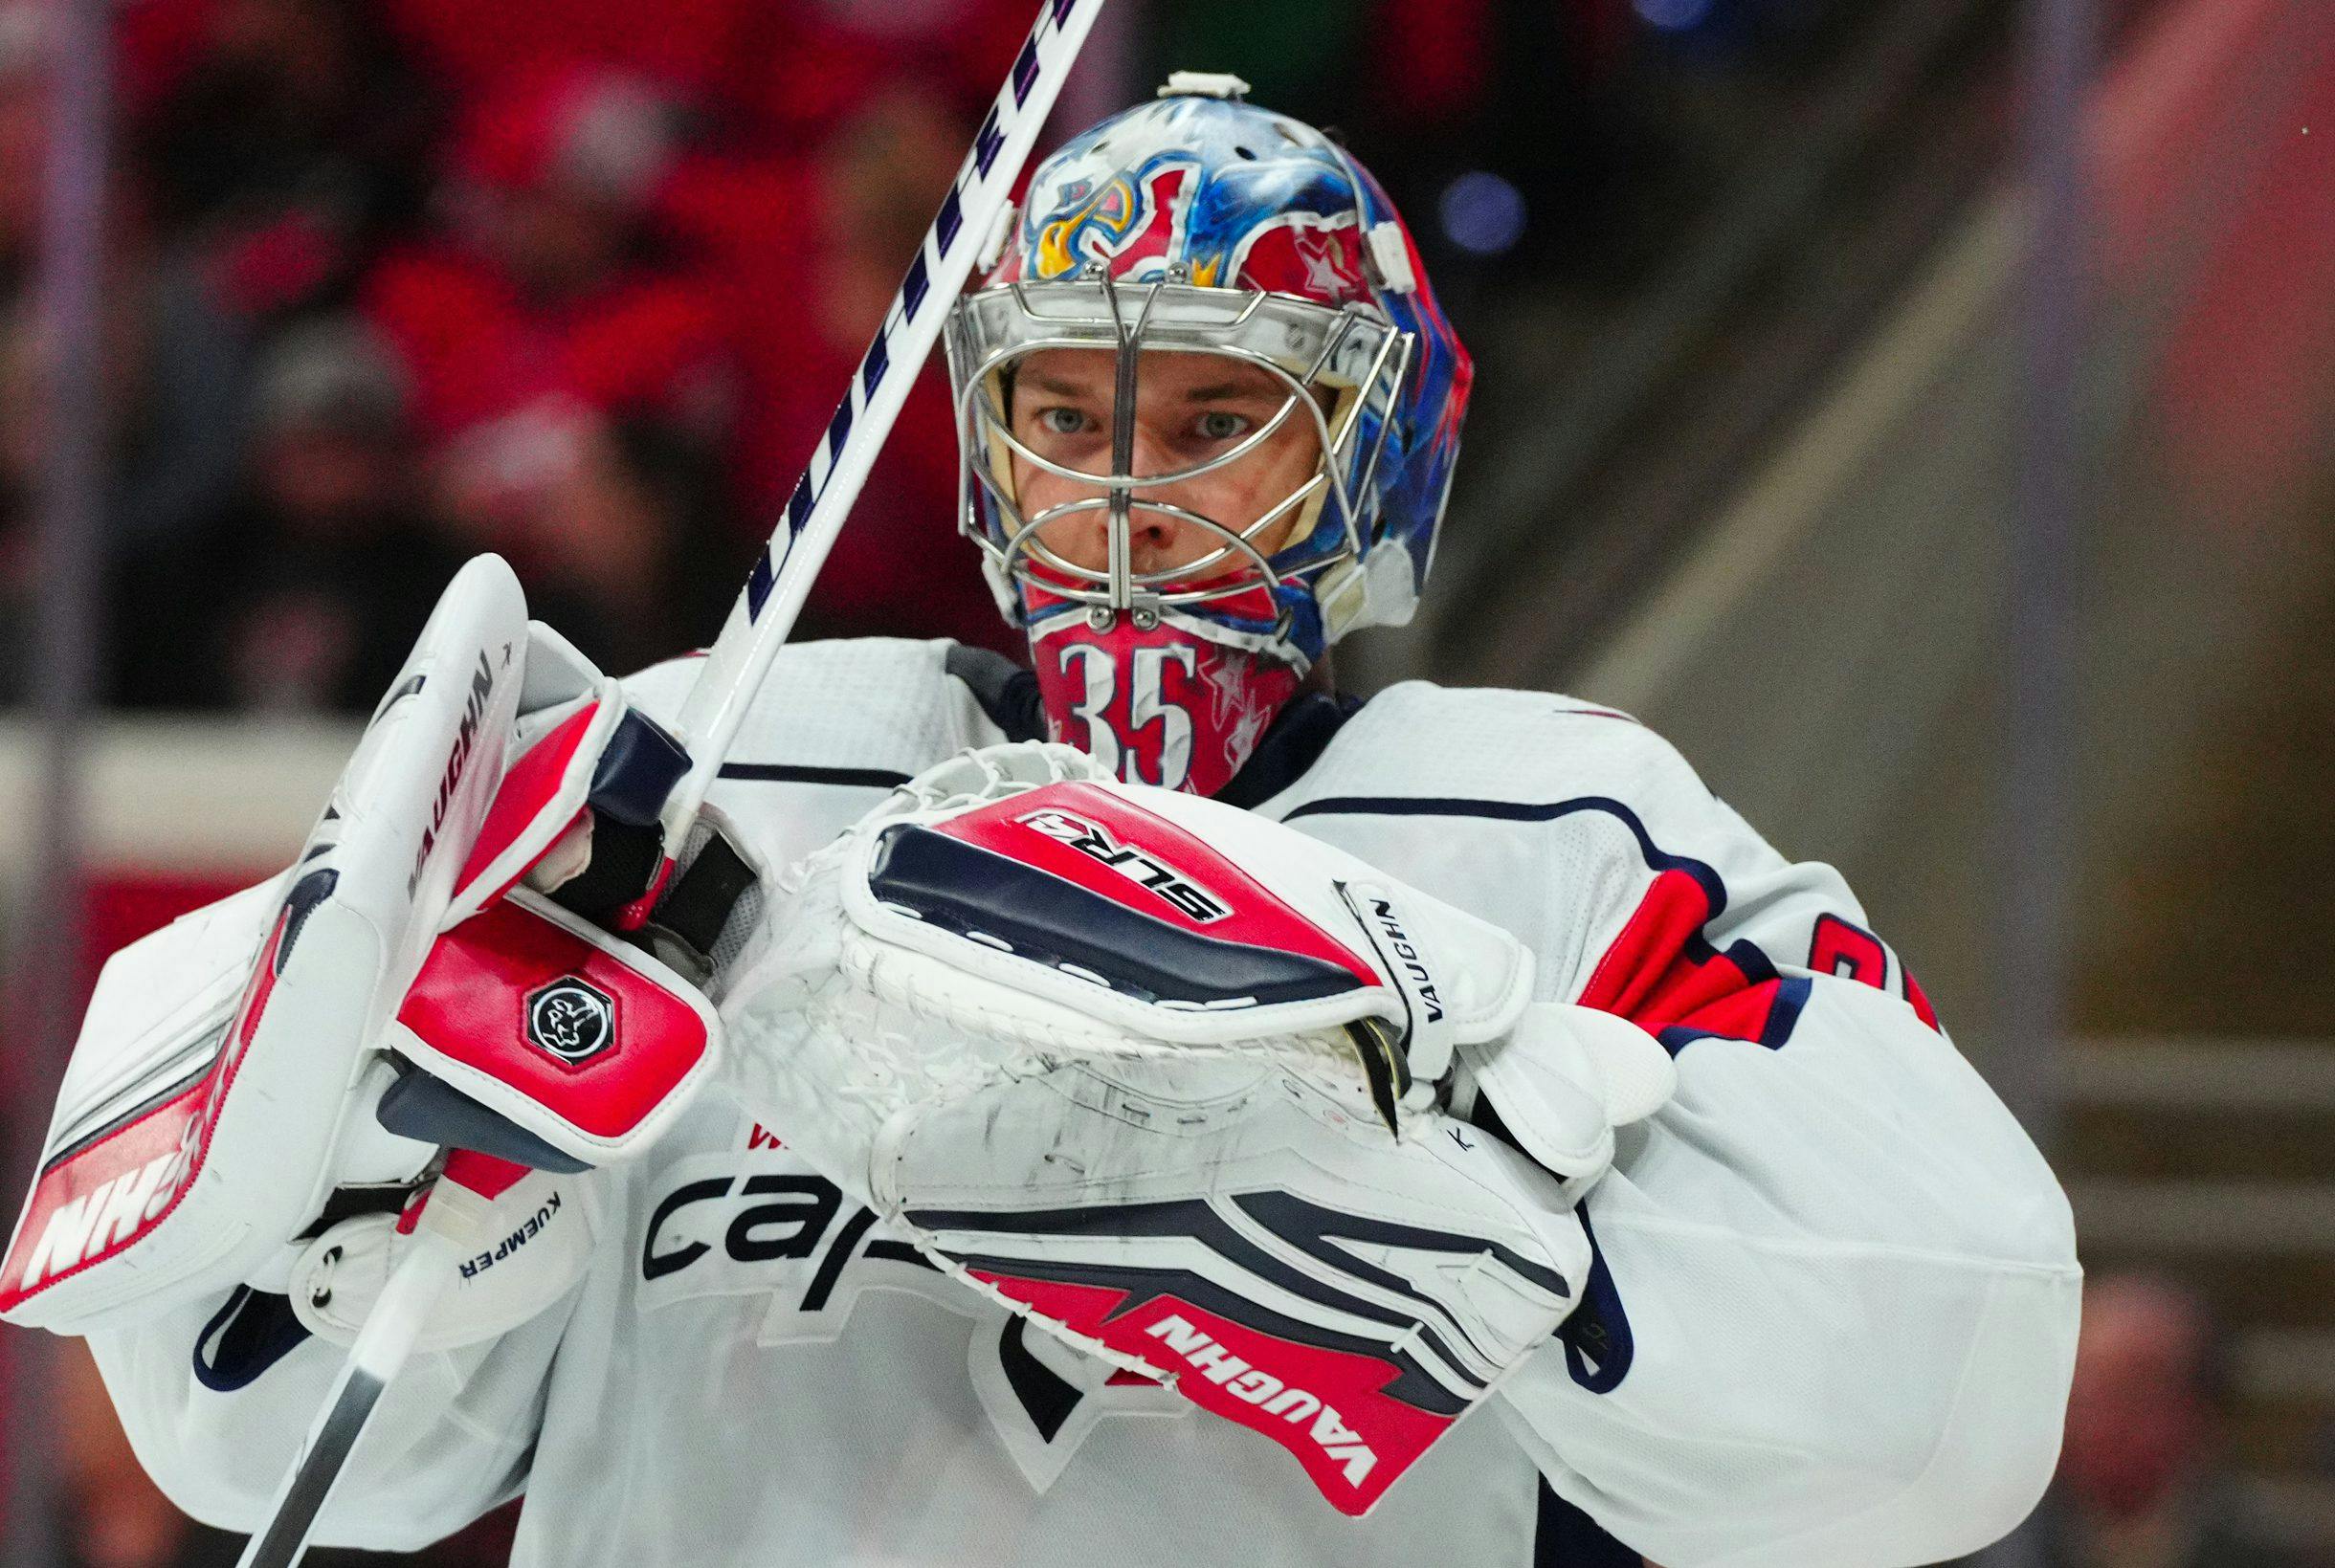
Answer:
xmin=619 ymin=639 xmax=1040 ymax=874
xmin=1276 ymin=684 xmax=1877 ymax=1030
xmin=620 ymin=637 xmax=1034 ymax=781
xmin=1280 ymin=680 xmax=1719 ymax=820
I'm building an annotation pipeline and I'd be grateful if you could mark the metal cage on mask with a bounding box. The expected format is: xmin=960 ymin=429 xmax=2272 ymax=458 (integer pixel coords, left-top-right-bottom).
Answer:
xmin=943 ymin=261 xmax=1415 ymax=669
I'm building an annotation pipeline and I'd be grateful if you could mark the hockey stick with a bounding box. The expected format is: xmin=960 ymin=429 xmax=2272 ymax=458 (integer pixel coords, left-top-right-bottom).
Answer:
xmin=656 ymin=0 xmax=1105 ymax=861
xmin=232 ymin=10 xmax=1101 ymax=1563
xmin=234 ymin=1153 xmax=525 ymax=1568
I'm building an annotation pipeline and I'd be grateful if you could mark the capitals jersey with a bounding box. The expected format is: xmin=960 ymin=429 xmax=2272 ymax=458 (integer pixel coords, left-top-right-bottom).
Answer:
xmin=85 ymin=638 xmax=2080 ymax=1568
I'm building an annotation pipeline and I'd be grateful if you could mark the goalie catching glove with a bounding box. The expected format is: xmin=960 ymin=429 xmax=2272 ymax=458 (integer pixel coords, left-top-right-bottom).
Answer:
xmin=724 ymin=743 xmax=1676 ymax=1515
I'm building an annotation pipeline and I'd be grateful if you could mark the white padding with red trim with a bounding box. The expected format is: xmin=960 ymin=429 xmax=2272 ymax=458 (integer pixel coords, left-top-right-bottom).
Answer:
xmin=837 ymin=766 xmax=1533 ymax=1061
xmin=0 ymin=555 xmax=531 ymax=1333
xmin=386 ymin=889 xmax=722 ymax=1168
xmin=441 ymin=623 xmax=630 ymax=927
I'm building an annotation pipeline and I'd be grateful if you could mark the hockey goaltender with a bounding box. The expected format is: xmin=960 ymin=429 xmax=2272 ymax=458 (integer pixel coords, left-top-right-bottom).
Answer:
xmin=3 ymin=71 xmax=2079 ymax=1568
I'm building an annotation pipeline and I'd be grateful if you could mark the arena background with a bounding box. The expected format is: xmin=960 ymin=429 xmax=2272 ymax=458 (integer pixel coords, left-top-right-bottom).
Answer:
xmin=1 ymin=0 xmax=2331 ymax=1562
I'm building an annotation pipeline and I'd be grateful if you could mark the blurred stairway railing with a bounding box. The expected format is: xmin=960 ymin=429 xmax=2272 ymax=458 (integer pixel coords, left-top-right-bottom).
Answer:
xmin=2063 ymin=1038 xmax=2335 ymax=1547
xmin=1381 ymin=0 xmax=2021 ymax=688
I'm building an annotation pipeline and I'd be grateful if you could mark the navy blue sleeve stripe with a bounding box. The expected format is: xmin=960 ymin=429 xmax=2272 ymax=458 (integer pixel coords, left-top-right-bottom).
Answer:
xmin=1282 ymin=794 xmax=1732 ymax=913
xmin=193 ymin=1286 xmax=312 ymax=1392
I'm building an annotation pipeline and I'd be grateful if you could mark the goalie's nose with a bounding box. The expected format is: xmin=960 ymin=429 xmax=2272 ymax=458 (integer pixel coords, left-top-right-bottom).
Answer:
xmin=1036 ymin=453 xmax=1228 ymax=584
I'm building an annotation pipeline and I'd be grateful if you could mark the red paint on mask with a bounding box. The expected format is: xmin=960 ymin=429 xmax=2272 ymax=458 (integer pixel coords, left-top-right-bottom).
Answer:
xmin=1030 ymin=612 xmax=1301 ymax=796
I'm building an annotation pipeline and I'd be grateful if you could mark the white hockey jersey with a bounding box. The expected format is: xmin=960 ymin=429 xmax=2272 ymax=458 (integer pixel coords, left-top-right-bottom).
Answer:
xmin=84 ymin=637 xmax=2080 ymax=1568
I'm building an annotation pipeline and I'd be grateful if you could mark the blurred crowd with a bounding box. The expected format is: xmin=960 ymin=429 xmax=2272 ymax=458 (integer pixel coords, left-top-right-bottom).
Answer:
xmin=0 ymin=0 xmax=1946 ymax=734
xmin=0 ymin=0 xmax=1104 ymax=717
xmin=0 ymin=0 xmax=1663 ymax=718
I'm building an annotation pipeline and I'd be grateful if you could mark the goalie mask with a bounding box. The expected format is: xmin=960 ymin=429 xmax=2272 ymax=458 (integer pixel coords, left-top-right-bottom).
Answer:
xmin=943 ymin=77 xmax=1472 ymax=795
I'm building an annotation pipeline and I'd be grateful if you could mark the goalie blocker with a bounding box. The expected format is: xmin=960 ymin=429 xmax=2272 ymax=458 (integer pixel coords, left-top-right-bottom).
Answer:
xmin=2 ymin=556 xmax=723 ymax=1337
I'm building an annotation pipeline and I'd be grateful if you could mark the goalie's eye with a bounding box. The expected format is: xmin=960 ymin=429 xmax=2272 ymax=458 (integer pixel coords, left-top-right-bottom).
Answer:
xmin=1036 ymin=406 xmax=1095 ymax=437
xmin=1194 ymin=409 xmax=1252 ymax=442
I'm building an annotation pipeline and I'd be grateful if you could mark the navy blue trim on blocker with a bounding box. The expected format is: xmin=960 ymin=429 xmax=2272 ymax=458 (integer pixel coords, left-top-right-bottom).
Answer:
xmin=40 ymin=1059 xmax=212 ymax=1176
xmin=1280 ymin=793 xmax=1809 ymax=1052
xmin=376 ymin=1069 xmax=591 ymax=1176
xmin=589 ymin=710 xmax=692 ymax=827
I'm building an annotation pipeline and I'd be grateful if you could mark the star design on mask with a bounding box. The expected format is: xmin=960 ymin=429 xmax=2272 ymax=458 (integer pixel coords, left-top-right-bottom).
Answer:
xmin=1292 ymin=227 xmax=1363 ymax=301
xmin=1196 ymin=650 xmax=1276 ymax=772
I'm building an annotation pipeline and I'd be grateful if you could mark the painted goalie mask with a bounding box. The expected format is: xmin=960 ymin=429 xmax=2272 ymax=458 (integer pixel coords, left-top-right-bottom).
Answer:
xmin=943 ymin=77 xmax=1473 ymax=795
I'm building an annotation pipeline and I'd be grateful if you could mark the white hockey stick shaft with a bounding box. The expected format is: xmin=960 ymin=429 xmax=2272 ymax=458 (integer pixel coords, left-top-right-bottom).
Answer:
xmin=658 ymin=0 xmax=1104 ymax=850
xmin=234 ymin=1158 xmax=513 ymax=1568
